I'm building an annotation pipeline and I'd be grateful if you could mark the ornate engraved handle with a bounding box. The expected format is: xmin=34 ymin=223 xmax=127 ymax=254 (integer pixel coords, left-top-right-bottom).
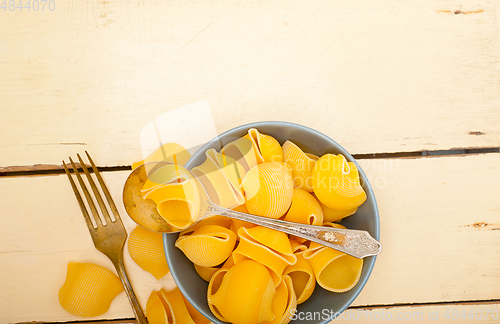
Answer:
xmin=207 ymin=202 xmax=381 ymax=259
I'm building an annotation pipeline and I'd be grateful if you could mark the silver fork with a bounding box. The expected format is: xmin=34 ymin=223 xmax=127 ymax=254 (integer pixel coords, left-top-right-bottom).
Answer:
xmin=63 ymin=151 xmax=148 ymax=324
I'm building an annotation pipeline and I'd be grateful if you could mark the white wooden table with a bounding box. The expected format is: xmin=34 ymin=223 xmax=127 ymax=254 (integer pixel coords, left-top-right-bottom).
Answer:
xmin=1 ymin=0 xmax=499 ymax=323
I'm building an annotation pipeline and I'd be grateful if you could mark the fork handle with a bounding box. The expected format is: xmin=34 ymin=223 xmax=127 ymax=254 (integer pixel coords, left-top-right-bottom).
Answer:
xmin=112 ymin=258 xmax=149 ymax=324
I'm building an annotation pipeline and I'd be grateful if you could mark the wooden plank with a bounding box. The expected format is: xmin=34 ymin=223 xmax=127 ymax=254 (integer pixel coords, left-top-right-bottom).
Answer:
xmin=352 ymin=153 xmax=500 ymax=306
xmin=16 ymin=302 xmax=500 ymax=324
xmin=1 ymin=153 xmax=499 ymax=322
xmin=0 ymin=172 xmax=177 ymax=323
xmin=16 ymin=303 xmax=500 ymax=324
xmin=332 ymin=303 xmax=500 ymax=323
xmin=1 ymin=0 xmax=500 ymax=169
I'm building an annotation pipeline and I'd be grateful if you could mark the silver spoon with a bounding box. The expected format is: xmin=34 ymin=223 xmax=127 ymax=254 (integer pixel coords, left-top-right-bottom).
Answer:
xmin=123 ymin=161 xmax=381 ymax=259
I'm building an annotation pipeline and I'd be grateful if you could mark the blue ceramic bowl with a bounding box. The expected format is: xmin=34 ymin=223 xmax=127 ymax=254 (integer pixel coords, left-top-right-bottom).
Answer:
xmin=164 ymin=121 xmax=379 ymax=324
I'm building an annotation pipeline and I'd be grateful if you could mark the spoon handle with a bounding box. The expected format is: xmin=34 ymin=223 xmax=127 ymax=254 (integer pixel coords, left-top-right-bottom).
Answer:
xmin=207 ymin=203 xmax=381 ymax=259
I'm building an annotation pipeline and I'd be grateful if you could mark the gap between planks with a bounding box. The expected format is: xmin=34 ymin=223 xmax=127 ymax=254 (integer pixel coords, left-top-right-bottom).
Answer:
xmin=1 ymin=146 xmax=499 ymax=177
xmin=14 ymin=300 xmax=500 ymax=324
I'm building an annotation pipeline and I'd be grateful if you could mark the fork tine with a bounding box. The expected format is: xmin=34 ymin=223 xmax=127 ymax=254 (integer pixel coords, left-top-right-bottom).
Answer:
xmin=77 ymin=153 xmax=113 ymax=225
xmin=69 ymin=157 xmax=103 ymax=227
xmin=63 ymin=161 xmax=96 ymax=231
xmin=85 ymin=151 xmax=122 ymax=224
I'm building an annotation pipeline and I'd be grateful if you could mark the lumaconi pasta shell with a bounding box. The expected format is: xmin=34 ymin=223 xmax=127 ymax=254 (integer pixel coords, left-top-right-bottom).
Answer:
xmin=192 ymin=252 xmax=233 ymax=284
xmin=194 ymin=264 xmax=220 ymax=282
xmin=233 ymin=227 xmax=297 ymax=287
xmin=147 ymin=288 xmax=210 ymax=324
xmin=289 ymin=239 xmax=309 ymax=253
xmin=317 ymin=196 xmax=357 ymax=222
xmin=142 ymin=164 xmax=201 ymax=229
xmin=132 ymin=143 xmax=191 ymax=170
xmin=146 ymin=290 xmax=170 ymax=324
xmin=282 ymin=140 xmax=318 ymax=192
xmin=128 ymin=226 xmax=170 ymax=280
xmin=181 ymin=292 xmax=212 ymax=324
xmin=284 ymin=188 xmax=323 ymax=226
xmin=220 ymin=136 xmax=258 ymax=173
xmin=242 ymin=162 xmax=294 ymax=219
xmin=283 ymin=253 xmax=315 ymax=304
xmin=312 ymin=154 xmax=367 ymax=210
xmin=208 ymin=260 xmax=276 ymax=324
xmin=303 ymin=241 xmax=363 ymax=293
xmin=58 ymin=262 xmax=124 ymax=317
xmin=246 ymin=128 xmax=284 ymax=164
xmin=191 ymin=149 xmax=246 ymax=209
xmin=175 ymin=225 xmax=237 ymax=268
xmin=160 ymin=288 xmax=198 ymax=324
xmin=207 ymin=268 xmax=229 ymax=322
xmin=261 ymin=274 xmax=297 ymax=324
xmin=208 ymin=149 xmax=248 ymax=189
xmin=243 ymin=227 xmax=293 ymax=255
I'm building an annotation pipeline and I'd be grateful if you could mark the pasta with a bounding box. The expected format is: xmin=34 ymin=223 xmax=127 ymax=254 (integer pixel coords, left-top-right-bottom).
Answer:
xmin=245 ymin=128 xmax=284 ymax=163
xmin=242 ymin=162 xmax=294 ymax=219
xmin=137 ymin=129 xmax=369 ymax=324
xmin=282 ymin=140 xmax=318 ymax=192
xmin=128 ymin=226 xmax=170 ymax=280
xmin=146 ymin=287 xmax=210 ymax=324
xmin=208 ymin=260 xmax=276 ymax=324
xmin=317 ymin=196 xmax=357 ymax=222
xmin=283 ymin=252 xmax=315 ymax=304
xmin=303 ymin=224 xmax=363 ymax=293
xmin=233 ymin=227 xmax=297 ymax=287
xmin=283 ymin=188 xmax=323 ymax=226
xmin=312 ymin=154 xmax=366 ymax=210
xmin=58 ymin=262 xmax=123 ymax=317
xmin=141 ymin=164 xmax=201 ymax=230
xmin=175 ymin=225 xmax=237 ymax=268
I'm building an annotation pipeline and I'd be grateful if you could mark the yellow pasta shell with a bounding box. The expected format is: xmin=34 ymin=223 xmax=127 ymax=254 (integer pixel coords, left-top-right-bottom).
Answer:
xmin=175 ymin=225 xmax=237 ymax=267
xmin=160 ymin=288 xmax=197 ymax=324
xmin=289 ymin=239 xmax=309 ymax=253
xmin=284 ymin=188 xmax=323 ymax=226
xmin=233 ymin=227 xmax=297 ymax=287
xmin=128 ymin=226 xmax=170 ymax=280
xmin=282 ymin=140 xmax=318 ymax=192
xmin=220 ymin=136 xmax=258 ymax=173
xmin=261 ymin=274 xmax=297 ymax=324
xmin=146 ymin=290 xmax=169 ymax=324
xmin=142 ymin=164 xmax=201 ymax=229
xmin=147 ymin=288 xmax=209 ymax=324
xmin=194 ymin=264 xmax=220 ymax=282
xmin=191 ymin=149 xmax=245 ymax=209
xmin=208 ymin=260 xmax=276 ymax=324
xmin=246 ymin=128 xmax=284 ymax=163
xmin=181 ymin=292 xmax=212 ymax=324
xmin=312 ymin=154 xmax=367 ymax=210
xmin=303 ymin=242 xmax=363 ymax=293
xmin=283 ymin=254 xmax=315 ymax=304
xmin=317 ymin=196 xmax=357 ymax=222
xmin=207 ymin=269 xmax=229 ymax=322
xmin=58 ymin=262 xmax=124 ymax=317
xmin=242 ymin=162 xmax=294 ymax=219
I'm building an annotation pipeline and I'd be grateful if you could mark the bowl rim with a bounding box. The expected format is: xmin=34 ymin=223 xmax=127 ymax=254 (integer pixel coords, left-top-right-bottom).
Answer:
xmin=164 ymin=121 xmax=380 ymax=323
